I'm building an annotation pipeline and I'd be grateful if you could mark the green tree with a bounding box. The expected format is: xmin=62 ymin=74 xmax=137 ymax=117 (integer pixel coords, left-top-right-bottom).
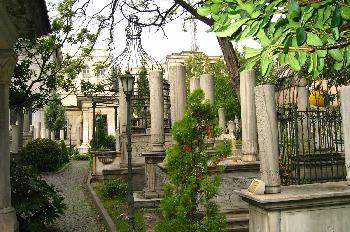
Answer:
xmin=199 ymin=0 xmax=350 ymax=79
xmin=93 ymin=113 xmax=108 ymax=149
xmin=44 ymin=95 xmax=66 ymax=133
xmin=134 ymin=66 xmax=149 ymax=117
xmin=155 ymin=89 xmax=231 ymax=232
xmin=185 ymin=53 xmax=240 ymax=120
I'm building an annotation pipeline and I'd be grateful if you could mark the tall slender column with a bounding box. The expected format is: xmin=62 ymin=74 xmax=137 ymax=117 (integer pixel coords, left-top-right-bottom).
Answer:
xmin=190 ymin=77 xmax=200 ymax=93
xmin=10 ymin=125 xmax=19 ymax=154
xmin=76 ymin=126 xmax=81 ymax=146
xmin=200 ymin=74 xmax=215 ymax=104
xmin=60 ymin=129 xmax=65 ymax=140
xmin=169 ymin=64 xmax=187 ymax=124
xmin=240 ymin=69 xmax=258 ymax=162
xmin=255 ymin=85 xmax=281 ymax=193
xmin=340 ymin=86 xmax=350 ymax=181
xmin=149 ymin=71 xmax=165 ymax=151
xmin=35 ymin=122 xmax=41 ymax=139
xmin=16 ymin=111 xmax=23 ymax=150
xmin=0 ymin=49 xmax=19 ymax=231
xmin=92 ymin=101 xmax=96 ymax=145
xmin=119 ymin=79 xmax=127 ymax=133
xmin=82 ymin=109 xmax=89 ymax=145
xmin=218 ymin=108 xmax=225 ymax=133
xmin=297 ymin=78 xmax=310 ymax=153
xmin=23 ymin=111 xmax=30 ymax=135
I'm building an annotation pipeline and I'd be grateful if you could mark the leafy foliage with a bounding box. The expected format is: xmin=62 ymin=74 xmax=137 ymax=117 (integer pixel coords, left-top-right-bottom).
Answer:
xmin=155 ymin=89 xmax=230 ymax=232
xmin=106 ymin=135 xmax=116 ymax=150
xmin=200 ymin=0 xmax=350 ymax=78
xmin=100 ymin=178 xmax=128 ymax=200
xmin=185 ymin=53 xmax=240 ymax=120
xmin=93 ymin=113 xmax=108 ymax=149
xmin=134 ymin=66 xmax=149 ymax=117
xmin=44 ymin=94 xmax=66 ymax=132
xmin=11 ymin=161 xmax=65 ymax=232
xmin=21 ymin=139 xmax=67 ymax=172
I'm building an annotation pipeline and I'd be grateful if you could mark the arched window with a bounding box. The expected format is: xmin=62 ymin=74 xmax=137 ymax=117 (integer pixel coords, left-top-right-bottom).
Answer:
xmin=82 ymin=65 xmax=90 ymax=78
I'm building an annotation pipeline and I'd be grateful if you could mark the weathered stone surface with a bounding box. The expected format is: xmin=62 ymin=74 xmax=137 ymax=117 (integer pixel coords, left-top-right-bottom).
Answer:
xmin=255 ymin=85 xmax=281 ymax=193
xmin=218 ymin=108 xmax=225 ymax=132
xmin=169 ymin=64 xmax=186 ymax=124
xmin=240 ymin=69 xmax=258 ymax=162
xmin=190 ymin=77 xmax=200 ymax=93
xmin=200 ymin=73 xmax=215 ymax=104
xmin=142 ymin=151 xmax=165 ymax=198
xmin=10 ymin=125 xmax=19 ymax=154
xmin=341 ymin=86 xmax=350 ymax=180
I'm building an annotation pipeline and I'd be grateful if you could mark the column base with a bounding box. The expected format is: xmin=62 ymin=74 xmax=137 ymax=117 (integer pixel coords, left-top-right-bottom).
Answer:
xmin=265 ymin=186 xmax=281 ymax=194
xmin=144 ymin=191 xmax=161 ymax=199
xmin=241 ymin=154 xmax=257 ymax=162
xmin=0 ymin=207 xmax=18 ymax=232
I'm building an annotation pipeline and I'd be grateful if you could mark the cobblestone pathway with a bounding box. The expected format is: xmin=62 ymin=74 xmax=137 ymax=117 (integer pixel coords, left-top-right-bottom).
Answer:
xmin=44 ymin=161 xmax=106 ymax=232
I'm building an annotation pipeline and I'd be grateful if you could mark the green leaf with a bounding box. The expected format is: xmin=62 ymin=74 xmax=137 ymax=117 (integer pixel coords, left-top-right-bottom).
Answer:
xmin=210 ymin=4 xmax=222 ymax=14
xmin=341 ymin=7 xmax=350 ymax=20
xmin=308 ymin=54 xmax=314 ymax=74
xmin=257 ymin=29 xmax=270 ymax=46
xmin=288 ymin=0 xmax=301 ymax=19
xmin=334 ymin=61 xmax=343 ymax=70
xmin=287 ymin=53 xmax=301 ymax=71
xmin=296 ymin=28 xmax=306 ymax=46
xmin=261 ymin=55 xmax=273 ymax=76
xmin=331 ymin=7 xmax=341 ymax=28
xmin=215 ymin=19 xmax=249 ymax=37
xmin=311 ymin=53 xmax=319 ymax=77
xmin=244 ymin=47 xmax=262 ymax=59
xmin=197 ymin=6 xmax=211 ymax=17
xmin=247 ymin=21 xmax=261 ymax=37
xmin=251 ymin=10 xmax=262 ymax=19
xmin=306 ymin=32 xmax=323 ymax=46
xmin=332 ymin=27 xmax=339 ymax=40
xmin=279 ymin=53 xmax=287 ymax=64
xmin=316 ymin=50 xmax=327 ymax=58
xmin=329 ymin=49 xmax=343 ymax=61
xmin=298 ymin=52 xmax=307 ymax=66
xmin=317 ymin=57 xmax=325 ymax=72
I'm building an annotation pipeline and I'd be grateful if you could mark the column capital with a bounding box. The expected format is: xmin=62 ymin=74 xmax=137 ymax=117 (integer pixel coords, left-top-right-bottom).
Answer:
xmin=0 ymin=50 xmax=17 ymax=84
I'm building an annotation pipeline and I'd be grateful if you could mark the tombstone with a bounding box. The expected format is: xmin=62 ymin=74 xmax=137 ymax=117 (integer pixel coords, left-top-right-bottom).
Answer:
xmin=190 ymin=77 xmax=200 ymax=93
xmin=60 ymin=129 xmax=65 ymax=140
xmin=10 ymin=125 xmax=19 ymax=154
xmin=169 ymin=63 xmax=187 ymax=124
xmin=200 ymin=73 xmax=215 ymax=104
xmin=240 ymin=69 xmax=258 ymax=162
xmin=218 ymin=108 xmax=225 ymax=133
xmin=50 ymin=131 xmax=55 ymax=140
xmin=35 ymin=122 xmax=41 ymax=139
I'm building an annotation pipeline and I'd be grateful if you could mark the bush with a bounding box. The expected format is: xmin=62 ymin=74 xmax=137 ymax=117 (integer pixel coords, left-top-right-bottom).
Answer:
xmin=21 ymin=138 xmax=65 ymax=172
xmin=100 ymin=178 xmax=128 ymax=200
xmin=106 ymin=135 xmax=116 ymax=150
xmin=11 ymin=161 xmax=65 ymax=231
xmin=60 ymin=140 xmax=69 ymax=164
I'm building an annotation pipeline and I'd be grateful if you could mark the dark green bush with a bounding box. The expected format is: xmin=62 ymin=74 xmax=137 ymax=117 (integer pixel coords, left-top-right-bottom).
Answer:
xmin=60 ymin=140 xmax=69 ymax=164
xmin=21 ymin=138 xmax=64 ymax=172
xmin=100 ymin=178 xmax=128 ymax=200
xmin=11 ymin=161 xmax=65 ymax=231
xmin=106 ymin=135 xmax=116 ymax=150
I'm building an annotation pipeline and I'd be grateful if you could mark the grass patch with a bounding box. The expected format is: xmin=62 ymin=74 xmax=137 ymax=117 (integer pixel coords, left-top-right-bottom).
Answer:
xmin=93 ymin=182 xmax=146 ymax=231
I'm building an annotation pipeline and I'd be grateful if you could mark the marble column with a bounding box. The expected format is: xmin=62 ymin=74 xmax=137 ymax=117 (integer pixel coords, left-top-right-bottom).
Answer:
xmin=150 ymin=71 xmax=165 ymax=151
xmin=118 ymin=79 xmax=127 ymax=133
xmin=218 ymin=108 xmax=225 ymax=133
xmin=340 ymin=86 xmax=350 ymax=181
xmin=255 ymin=85 xmax=281 ymax=193
xmin=10 ymin=125 xmax=19 ymax=154
xmin=82 ymin=109 xmax=89 ymax=146
xmin=60 ymin=129 xmax=65 ymax=140
xmin=200 ymin=74 xmax=215 ymax=104
xmin=297 ymin=78 xmax=310 ymax=153
xmin=240 ymin=69 xmax=258 ymax=162
xmin=50 ymin=131 xmax=55 ymax=140
xmin=169 ymin=63 xmax=187 ymax=124
xmin=41 ymin=128 xmax=47 ymax=139
xmin=190 ymin=77 xmax=200 ymax=93
xmin=35 ymin=122 xmax=41 ymax=139
xmin=76 ymin=126 xmax=81 ymax=146
xmin=0 ymin=49 xmax=19 ymax=231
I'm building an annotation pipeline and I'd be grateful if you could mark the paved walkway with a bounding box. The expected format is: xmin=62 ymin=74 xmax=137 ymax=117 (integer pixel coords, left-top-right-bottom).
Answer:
xmin=44 ymin=161 xmax=106 ymax=232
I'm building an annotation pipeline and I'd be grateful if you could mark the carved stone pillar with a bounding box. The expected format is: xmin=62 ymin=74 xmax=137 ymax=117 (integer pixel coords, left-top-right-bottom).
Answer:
xmin=0 ymin=49 xmax=19 ymax=231
xmin=142 ymin=151 xmax=165 ymax=198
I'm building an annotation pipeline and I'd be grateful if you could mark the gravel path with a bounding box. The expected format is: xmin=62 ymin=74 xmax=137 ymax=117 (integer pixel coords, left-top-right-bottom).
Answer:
xmin=44 ymin=161 xmax=106 ymax=232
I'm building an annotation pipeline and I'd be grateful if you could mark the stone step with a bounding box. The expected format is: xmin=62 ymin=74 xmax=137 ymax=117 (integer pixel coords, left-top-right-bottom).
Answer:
xmin=224 ymin=210 xmax=249 ymax=232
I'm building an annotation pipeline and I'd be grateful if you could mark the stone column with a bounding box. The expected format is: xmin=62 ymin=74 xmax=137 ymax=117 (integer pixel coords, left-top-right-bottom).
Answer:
xmin=0 ymin=49 xmax=19 ymax=230
xmin=297 ymin=78 xmax=310 ymax=153
xmin=218 ymin=108 xmax=225 ymax=133
xmin=60 ymin=129 xmax=65 ymax=140
xmin=240 ymin=69 xmax=258 ymax=162
xmin=149 ymin=71 xmax=165 ymax=151
xmin=340 ymin=86 xmax=350 ymax=181
xmin=35 ymin=122 xmax=41 ymax=139
xmin=50 ymin=131 xmax=55 ymax=140
xmin=76 ymin=126 xmax=81 ymax=146
xmin=82 ymin=109 xmax=89 ymax=145
xmin=23 ymin=111 xmax=30 ymax=135
xmin=41 ymin=128 xmax=47 ymax=139
xmin=118 ymin=79 xmax=127 ymax=133
xmin=10 ymin=125 xmax=19 ymax=154
xmin=169 ymin=63 xmax=187 ymax=124
xmin=255 ymin=85 xmax=281 ymax=193
xmin=200 ymin=74 xmax=215 ymax=104
xmin=16 ymin=112 xmax=23 ymax=150
xmin=190 ymin=77 xmax=200 ymax=93
xmin=29 ymin=125 xmax=34 ymax=137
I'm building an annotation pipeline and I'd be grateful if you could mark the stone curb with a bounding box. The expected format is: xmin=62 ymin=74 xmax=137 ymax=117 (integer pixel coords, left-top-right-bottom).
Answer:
xmin=42 ymin=162 xmax=72 ymax=176
xmin=86 ymin=173 xmax=117 ymax=232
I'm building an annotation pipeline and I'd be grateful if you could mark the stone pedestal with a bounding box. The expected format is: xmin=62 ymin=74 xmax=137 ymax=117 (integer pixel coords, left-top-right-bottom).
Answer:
xmin=149 ymin=71 xmax=165 ymax=151
xmin=255 ymin=85 xmax=281 ymax=193
xmin=240 ymin=69 xmax=258 ymax=162
xmin=341 ymin=86 xmax=350 ymax=180
xmin=142 ymin=151 xmax=165 ymax=198
xmin=200 ymin=73 xmax=215 ymax=104
xmin=169 ymin=64 xmax=187 ymax=124
xmin=0 ymin=49 xmax=19 ymax=231
xmin=237 ymin=181 xmax=350 ymax=232
xmin=190 ymin=77 xmax=200 ymax=93
xmin=10 ymin=125 xmax=19 ymax=154
xmin=218 ymin=107 xmax=225 ymax=133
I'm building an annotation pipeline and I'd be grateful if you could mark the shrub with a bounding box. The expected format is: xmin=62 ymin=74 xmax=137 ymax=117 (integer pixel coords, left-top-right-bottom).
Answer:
xmin=60 ymin=140 xmax=69 ymax=164
xmin=11 ymin=161 xmax=65 ymax=231
xmin=106 ymin=135 xmax=116 ymax=150
xmin=92 ymin=113 xmax=108 ymax=149
xmin=21 ymin=138 xmax=64 ymax=172
xmin=155 ymin=89 xmax=229 ymax=232
xmin=100 ymin=178 xmax=128 ymax=200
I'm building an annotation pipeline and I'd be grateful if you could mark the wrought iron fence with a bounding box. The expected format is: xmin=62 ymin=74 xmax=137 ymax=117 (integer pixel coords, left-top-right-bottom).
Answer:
xmin=276 ymin=76 xmax=345 ymax=185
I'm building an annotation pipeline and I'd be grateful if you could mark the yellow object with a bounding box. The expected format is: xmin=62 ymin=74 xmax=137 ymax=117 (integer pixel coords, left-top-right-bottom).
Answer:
xmin=309 ymin=91 xmax=325 ymax=107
